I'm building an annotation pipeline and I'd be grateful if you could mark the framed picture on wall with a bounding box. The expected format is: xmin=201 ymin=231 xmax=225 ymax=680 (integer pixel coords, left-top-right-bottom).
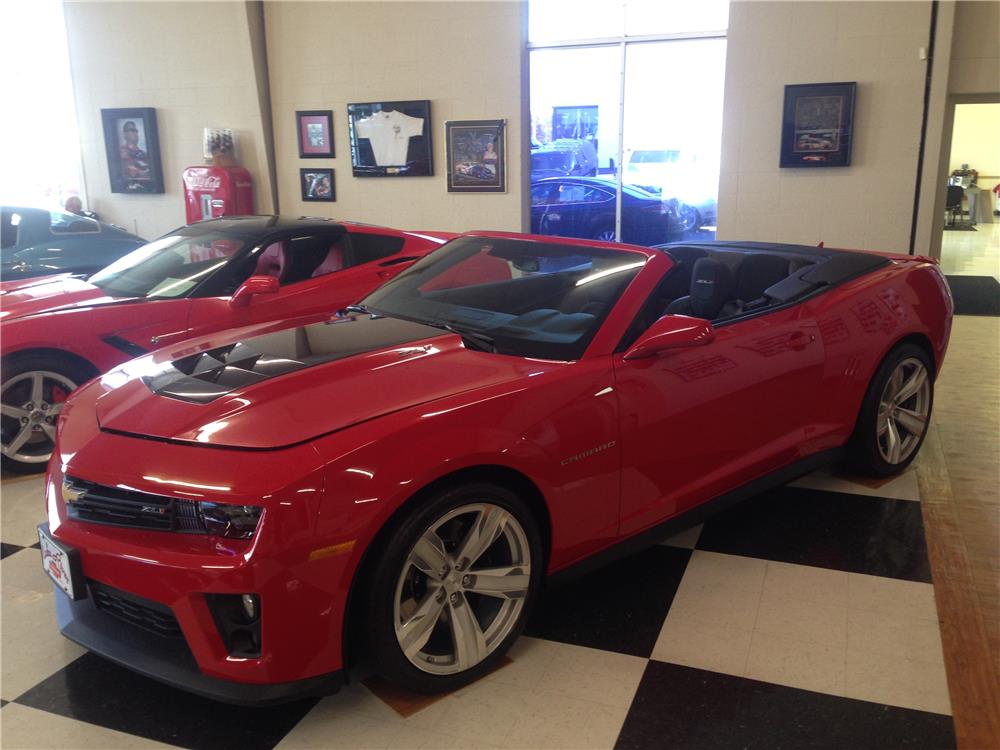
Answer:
xmin=780 ymin=82 xmax=857 ymax=168
xmin=300 ymin=168 xmax=335 ymax=202
xmin=297 ymin=110 xmax=334 ymax=158
xmin=347 ymin=100 xmax=432 ymax=177
xmin=100 ymin=107 xmax=164 ymax=193
xmin=445 ymin=120 xmax=506 ymax=193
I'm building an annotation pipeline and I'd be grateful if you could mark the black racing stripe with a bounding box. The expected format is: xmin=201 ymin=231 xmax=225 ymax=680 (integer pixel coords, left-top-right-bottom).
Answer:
xmin=142 ymin=314 xmax=444 ymax=404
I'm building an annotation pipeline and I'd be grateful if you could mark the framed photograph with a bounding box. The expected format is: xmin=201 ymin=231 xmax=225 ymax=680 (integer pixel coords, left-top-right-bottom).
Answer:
xmin=347 ymin=100 xmax=432 ymax=177
xmin=101 ymin=108 xmax=164 ymax=193
xmin=297 ymin=110 xmax=334 ymax=159
xmin=300 ymin=168 xmax=335 ymax=202
xmin=446 ymin=120 xmax=506 ymax=193
xmin=780 ymin=82 xmax=857 ymax=168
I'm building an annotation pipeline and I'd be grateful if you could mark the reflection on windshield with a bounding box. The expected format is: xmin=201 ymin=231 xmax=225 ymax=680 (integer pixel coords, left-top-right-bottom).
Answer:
xmin=362 ymin=236 xmax=646 ymax=360
xmin=88 ymin=232 xmax=246 ymax=299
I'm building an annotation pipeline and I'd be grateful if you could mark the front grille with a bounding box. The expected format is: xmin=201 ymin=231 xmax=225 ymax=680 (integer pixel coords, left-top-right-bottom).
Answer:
xmin=65 ymin=477 xmax=205 ymax=534
xmin=89 ymin=580 xmax=181 ymax=637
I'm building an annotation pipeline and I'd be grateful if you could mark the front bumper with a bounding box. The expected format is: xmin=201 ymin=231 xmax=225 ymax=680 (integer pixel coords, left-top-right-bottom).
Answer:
xmin=54 ymin=580 xmax=344 ymax=705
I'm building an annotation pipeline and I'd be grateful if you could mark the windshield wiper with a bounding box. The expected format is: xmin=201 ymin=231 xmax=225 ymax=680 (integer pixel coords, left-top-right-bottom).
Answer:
xmin=437 ymin=322 xmax=497 ymax=353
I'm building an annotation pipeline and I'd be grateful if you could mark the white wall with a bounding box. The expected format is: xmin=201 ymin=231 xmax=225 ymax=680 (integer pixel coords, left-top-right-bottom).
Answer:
xmin=949 ymin=0 xmax=1000 ymax=95
xmin=264 ymin=1 xmax=525 ymax=234
xmin=64 ymin=1 xmax=274 ymax=239
xmin=949 ymin=103 xmax=1000 ymax=178
xmin=717 ymin=1 xmax=932 ymax=253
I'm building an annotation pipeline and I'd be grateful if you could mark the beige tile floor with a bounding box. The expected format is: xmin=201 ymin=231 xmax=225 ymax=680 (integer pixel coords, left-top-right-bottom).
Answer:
xmin=939 ymin=220 xmax=1000 ymax=281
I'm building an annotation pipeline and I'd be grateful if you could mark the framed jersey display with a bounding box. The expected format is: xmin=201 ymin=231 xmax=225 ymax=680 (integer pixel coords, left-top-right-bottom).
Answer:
xmin=347 ymin=100 xmax=432 ymax=177
xmin=100 ymin=107 xmax=164 ymax=194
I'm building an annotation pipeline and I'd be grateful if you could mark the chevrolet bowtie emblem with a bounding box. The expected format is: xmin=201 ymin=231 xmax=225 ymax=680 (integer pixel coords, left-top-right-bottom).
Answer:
xmin=61 ymin=479 xmax=85 ymax=504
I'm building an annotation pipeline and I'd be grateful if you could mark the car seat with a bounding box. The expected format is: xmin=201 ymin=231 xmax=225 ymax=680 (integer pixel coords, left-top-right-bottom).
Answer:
xmin=255 ymin=242 xmax=286 ymax=278
xmin=734 ymin=254 xmax=793 ymax=312
xmin=310 ymin=244 xmax=345 ymax=278
xmin=664 ymin=257 xmax=737 ymax=320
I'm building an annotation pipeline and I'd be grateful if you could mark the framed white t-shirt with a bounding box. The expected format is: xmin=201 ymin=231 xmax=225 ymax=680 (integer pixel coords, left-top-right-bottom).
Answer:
xmin=355 ymin=110 xmax=424 ymax=167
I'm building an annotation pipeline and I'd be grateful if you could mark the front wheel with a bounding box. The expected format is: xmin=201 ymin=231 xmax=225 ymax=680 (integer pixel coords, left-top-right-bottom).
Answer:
xmin=1 ymin=356 xmax=86 ymax=474
xmin=366 ymin=483 xmax=543 ymax=693
xmin=849 ymin=343 xmax=933 ymax=477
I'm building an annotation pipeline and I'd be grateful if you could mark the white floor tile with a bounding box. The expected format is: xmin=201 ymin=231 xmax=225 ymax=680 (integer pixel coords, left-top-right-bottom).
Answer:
xmin=0 ymin=702 xmax=177 ymax=749
xmin=788 ymin=466 xmax=921 ymax=502
xmin=1 ymin=476 xmax=48 ymax=547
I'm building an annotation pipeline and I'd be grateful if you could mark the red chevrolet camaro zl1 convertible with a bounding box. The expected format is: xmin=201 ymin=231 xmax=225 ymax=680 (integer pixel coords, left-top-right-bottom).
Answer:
xmin=40 ymin=233 xmax=951 ymax=703
xmin=1 ymin=216 xmax=451 ymax=472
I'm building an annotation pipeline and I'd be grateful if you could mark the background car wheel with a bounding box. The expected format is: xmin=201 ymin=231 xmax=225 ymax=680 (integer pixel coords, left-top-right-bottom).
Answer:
xmin=592 ymin=225 xmax=616 ymax=243
xmin=848 ymin=343 xmax=934 ymax=478
xmin=366 ymin=482 xmax=543 ymax=693
xmin=1 ymin=355 xmax=87 ymax=474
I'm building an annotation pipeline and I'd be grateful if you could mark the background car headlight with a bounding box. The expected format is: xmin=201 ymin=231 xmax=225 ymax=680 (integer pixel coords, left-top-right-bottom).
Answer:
xmin=198 ymin=502 xmax=262 ymax=539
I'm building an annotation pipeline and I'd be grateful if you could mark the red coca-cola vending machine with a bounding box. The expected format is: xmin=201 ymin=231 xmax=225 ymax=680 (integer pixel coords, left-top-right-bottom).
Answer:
xmin=182 ymin=166 xmax=253 ymax=224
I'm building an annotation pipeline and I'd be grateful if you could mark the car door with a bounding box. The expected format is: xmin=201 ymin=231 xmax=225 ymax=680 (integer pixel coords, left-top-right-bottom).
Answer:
xmin=183 ymin=229 xmax=409 ymax=340
xmin=613 ymin=304 xmax=824 ymax=536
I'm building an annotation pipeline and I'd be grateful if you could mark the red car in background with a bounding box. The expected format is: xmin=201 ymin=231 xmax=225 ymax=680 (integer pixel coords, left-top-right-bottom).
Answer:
xmin=1 ymin=216 xmax=452 ymax=472
xmin=41 ymin=233 xmax=951 ymax=703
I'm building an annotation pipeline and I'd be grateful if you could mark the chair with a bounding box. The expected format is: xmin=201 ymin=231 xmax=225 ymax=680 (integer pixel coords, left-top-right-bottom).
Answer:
xmin=945 ymin=185 xmax=964 ymax=227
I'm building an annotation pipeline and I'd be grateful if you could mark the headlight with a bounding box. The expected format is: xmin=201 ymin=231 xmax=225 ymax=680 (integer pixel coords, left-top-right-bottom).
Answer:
xmin=197 ymin=502 xmax=262 ymax=539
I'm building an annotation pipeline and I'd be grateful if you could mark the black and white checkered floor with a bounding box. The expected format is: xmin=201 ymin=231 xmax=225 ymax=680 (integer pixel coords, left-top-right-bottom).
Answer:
xmin=1 ymin=467 xmax=955 ymax=749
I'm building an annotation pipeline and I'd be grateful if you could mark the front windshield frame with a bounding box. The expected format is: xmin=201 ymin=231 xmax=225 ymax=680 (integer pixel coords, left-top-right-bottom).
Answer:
xmin=87 ymin=230 xmax=251 ymax=300
xmin=362 ymin=236 xmax=647 ymax=361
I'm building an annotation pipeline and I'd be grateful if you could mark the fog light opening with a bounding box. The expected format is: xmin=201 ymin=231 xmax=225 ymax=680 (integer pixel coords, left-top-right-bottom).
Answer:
xmin=241 ymin=593 xmax=259 ymax=622
xmin=205 ymin=593 xmax=262 ymax=657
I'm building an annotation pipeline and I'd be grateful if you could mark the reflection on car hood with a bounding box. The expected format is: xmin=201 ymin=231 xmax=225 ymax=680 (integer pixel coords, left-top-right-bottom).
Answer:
xmin=92 ymin=314 xmax=545 ymax=450
xmin=0 ymin=275 xmax=128 ymax=319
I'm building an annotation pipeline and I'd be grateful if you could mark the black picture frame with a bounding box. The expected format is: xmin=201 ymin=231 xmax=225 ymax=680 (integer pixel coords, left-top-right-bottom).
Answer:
xmin=347 ymin=100 xmax=432 ymax=177
xmin=300 ymin=168 xmax=335 ymax=202
xmin=780 ymin=82 xmax=857 ymax=168
xmin=101 ymin=107 xmax=164 ymax=193
xmin=296 ymin=110 xmax=334 ymax=159
xmin=446 ymin=120 xmax=506 ymax=193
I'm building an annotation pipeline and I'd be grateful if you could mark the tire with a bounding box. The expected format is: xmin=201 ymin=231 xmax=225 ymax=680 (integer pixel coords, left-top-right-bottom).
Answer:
xmin=366 ymin=482 xmax=543 ymax=693
xmin=848 ymin=343 xmax=934 ymax=478
xmin=1 ymin=354 xmax=89 ymax=474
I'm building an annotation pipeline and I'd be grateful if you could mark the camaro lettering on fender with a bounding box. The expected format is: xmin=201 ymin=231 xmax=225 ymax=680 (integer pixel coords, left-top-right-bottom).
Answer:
xmin=560 ymin=441 xmax=616 ymax=467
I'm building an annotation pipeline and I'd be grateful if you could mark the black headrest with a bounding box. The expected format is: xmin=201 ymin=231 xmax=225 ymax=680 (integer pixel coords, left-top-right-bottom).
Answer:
xmin=689 ymin=257 xmax=735 ymax=319
xmin=736 ymin=254 xmax=791 ymax=302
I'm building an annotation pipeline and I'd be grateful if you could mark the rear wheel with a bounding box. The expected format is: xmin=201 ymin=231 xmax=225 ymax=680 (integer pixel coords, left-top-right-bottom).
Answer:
xmin=366 ymin=483 xmax=542 ymax=693
xmin=1 ymin=355 xmax=87 ymax=474
xmin=849 ymin=343 xmax=933 ymax=477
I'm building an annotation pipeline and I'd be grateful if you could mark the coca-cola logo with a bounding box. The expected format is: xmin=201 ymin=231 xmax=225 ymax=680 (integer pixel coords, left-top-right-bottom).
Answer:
xmin=186 ymin=174 xmax=221 ymax=189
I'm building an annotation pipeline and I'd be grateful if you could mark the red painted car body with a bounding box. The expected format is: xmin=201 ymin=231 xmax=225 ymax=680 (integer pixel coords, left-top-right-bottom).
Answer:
xmin=1 ymin=217 xmax=451 ymax=377
xmin=43 ymin=233 xmax=952 ymax=703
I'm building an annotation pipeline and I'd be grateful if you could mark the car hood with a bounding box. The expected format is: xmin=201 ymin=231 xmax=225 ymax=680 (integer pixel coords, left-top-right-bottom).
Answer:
xmin=0 ymin=275 xmax=127 ymax=319
xmin=91 ymin=314 xmax=545 ymax=450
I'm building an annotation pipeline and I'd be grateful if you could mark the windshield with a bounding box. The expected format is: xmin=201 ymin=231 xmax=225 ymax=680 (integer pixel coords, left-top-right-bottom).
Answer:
xmin=88 ymin=232 xmax=246 ymax=298
xmin=362 ymin=236 xmax=646 ymax=360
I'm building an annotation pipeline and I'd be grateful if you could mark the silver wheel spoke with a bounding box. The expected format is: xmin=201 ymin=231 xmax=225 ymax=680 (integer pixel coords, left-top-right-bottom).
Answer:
xmin=887 ymin=367 xmax=903 ymax=400
xmin=30 ymin=373 xmax=44 ymax=406
xmin=448 ymin=593 xmax=487 ymax=670
xmin=41 ymin=423 xmax=57 ymax=442
xmin=894 ymin=367 xmax=927 ymax=405
xmin=5 ymin=425 xmax=32 ymax=456
xmin=0 ymin=404 xmax=28 ymax=419
xmin=466 ymin=566 xmax=531 ymax=600
xmin=894 ymin=407 xmax=926 ymax=436
xmin=48 ymin=402 xmax=64 ymax=415
xmin=398 ymin=590 xmax=446 ymax=658
xmin=885 ymin=419 xmax=903 ymax=463
xmin=409 ymin=531 xmax=450 ymax=581
xmin=456 ymin=506 xmax=509 ymax=569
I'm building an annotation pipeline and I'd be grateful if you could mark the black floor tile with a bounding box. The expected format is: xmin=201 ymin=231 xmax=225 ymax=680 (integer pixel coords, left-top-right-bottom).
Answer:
xmin=14 ymin=653 xmax=318 ymax=750
xmin=696 ymin=486 xmax=932 ymax=582
xmin=1 ymin=698 xmax=8 ymax=708
xmin=616 ymin=661 xmax=955 ymax=750
xmin=1 ymin=542 xmax=25 ymax=559
xmin=525 ymin=545 xmax=691 ymax=657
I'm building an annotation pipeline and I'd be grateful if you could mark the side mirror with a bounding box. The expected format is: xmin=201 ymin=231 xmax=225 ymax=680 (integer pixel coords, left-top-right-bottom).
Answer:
xmin=623 ymin=315 xmax=715 ymax=361
xmin=230 ymin=275 xmax=280 ymax=308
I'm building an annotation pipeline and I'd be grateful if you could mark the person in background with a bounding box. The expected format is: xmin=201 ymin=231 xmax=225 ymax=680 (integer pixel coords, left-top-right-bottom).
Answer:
xmin=63 ymin=195 xmax=98 ymax=220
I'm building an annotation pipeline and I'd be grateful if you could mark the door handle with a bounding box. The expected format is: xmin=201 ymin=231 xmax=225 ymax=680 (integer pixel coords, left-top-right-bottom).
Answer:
xmin=788 ymin=332 xmax=815 ymax=351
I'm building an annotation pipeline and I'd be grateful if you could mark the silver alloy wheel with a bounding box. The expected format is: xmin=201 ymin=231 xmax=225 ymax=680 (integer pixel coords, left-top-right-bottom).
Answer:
xmin=595 ymin=229 xmax=617 ymax=242
xmin=0 ymin=370 xmax=76 ymax=464
xmin=876 ymin=357 xmax=931 ymax=465
xmin=393 ymin=503 xmax=531 ymax=675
